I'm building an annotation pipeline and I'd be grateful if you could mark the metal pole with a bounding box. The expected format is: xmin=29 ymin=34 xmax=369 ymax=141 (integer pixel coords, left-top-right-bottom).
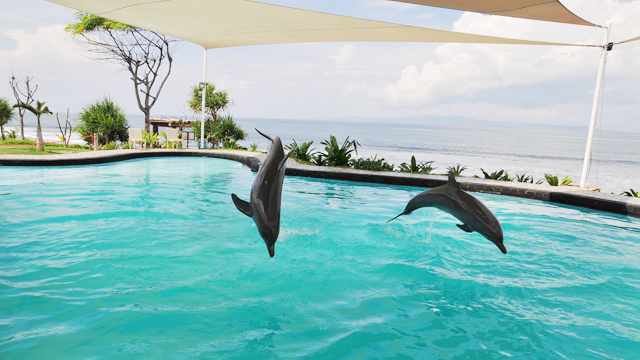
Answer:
xmin=579 ymin=21 xmax=612 ymax=188
xmin=201 ymin=49 xmax=208 ymax=149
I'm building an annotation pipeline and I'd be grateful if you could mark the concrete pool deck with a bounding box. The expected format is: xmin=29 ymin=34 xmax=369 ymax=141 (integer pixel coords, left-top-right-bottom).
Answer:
xmin=1 ymin=149 xmax=639 ymax=218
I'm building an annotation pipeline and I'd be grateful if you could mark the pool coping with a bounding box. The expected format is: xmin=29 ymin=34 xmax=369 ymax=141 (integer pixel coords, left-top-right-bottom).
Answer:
xmin=1 ymin=149 xmax=638 ymax=218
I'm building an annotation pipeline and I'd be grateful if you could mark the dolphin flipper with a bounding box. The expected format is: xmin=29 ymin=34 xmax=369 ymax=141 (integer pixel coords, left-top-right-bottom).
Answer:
xmin=457 ymin=224 xmax=473 ymax=233
xmin=231 ymin=194 xmax=252 ymax=217
xmin=278 ymin=153 xmax=291 ymax=173
xmin=255 ymin=128 xmax=273 ymax=143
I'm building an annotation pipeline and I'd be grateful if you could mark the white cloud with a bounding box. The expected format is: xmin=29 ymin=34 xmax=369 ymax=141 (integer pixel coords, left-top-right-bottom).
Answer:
xmin=347 ymin=0 xmax=640 ymax=113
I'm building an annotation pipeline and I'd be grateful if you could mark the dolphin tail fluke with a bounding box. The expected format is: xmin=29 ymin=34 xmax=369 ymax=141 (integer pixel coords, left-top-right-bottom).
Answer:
xmin=231 ymin=194 xmax=251 ymax=217
xmin=255 ymin=128 xmax=273 ymax=143
xmin=267 ymin=244 xmax=275 ymax=258
xmin=386 ymin=212 xmax=405 ymax=223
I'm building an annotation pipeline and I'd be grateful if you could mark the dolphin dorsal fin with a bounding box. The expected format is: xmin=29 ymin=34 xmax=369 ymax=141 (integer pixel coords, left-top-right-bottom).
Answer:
xmin=448 ymin=171 xmax=460 ymax=189
xmin=255 ymin=128 xmax=273 ymax=143
xmin=231 ymin=194 xmax=252 ymax=217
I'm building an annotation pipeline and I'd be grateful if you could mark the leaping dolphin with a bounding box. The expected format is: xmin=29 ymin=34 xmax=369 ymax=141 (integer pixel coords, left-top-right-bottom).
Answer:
xmin=231 ymin=129 xmax=289 ymax=257
xmin=388 ymin=171 xmax=506 ymax=254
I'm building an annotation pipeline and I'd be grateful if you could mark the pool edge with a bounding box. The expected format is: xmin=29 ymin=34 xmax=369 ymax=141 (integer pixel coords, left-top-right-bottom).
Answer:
xmin=1 ymin=150 xmax=638 ymax=218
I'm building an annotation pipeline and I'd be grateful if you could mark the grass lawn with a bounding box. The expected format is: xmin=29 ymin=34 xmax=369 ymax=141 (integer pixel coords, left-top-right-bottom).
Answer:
xmin=0 ymin=144 xmax=91 ymax=155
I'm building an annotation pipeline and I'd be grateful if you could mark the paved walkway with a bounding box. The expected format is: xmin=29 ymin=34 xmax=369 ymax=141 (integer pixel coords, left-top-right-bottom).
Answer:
xmin=1 ymin=149 xmax=638 ymax=218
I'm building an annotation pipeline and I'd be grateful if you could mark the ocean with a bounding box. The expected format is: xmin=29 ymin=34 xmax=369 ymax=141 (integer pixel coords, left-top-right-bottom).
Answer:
xmin=8 ymin=112 xmax=640 ymax=195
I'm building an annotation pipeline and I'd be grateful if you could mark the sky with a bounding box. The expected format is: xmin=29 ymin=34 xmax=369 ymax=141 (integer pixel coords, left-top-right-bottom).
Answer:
xmin=1 ymin=0 xmax=640 ymax=131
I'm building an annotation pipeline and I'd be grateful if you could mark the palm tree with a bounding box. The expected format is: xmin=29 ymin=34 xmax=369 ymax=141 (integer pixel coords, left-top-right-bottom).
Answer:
xmin=188 ymin=84 xmax=230 ymax=121
xmin=15 ymin=100 xmax=52 ymax=151
xmin=0 ymin=97 xmax=14 ymax=141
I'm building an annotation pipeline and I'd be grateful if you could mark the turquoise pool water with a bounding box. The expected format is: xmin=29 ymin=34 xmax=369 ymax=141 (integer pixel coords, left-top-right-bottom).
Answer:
xmin=1 ymin=157 xmax=639 ymax=359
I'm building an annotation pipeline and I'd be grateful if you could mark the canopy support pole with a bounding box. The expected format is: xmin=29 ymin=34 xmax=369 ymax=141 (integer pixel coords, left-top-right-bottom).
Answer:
xmin=200 ymin=48 xmax=208 ymax=149
xmin=580 ymin=21 xmax=612 ymax=188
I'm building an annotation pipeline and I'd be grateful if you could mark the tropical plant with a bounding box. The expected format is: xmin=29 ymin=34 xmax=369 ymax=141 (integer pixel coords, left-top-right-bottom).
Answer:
xmin=481 ymin=168 xmax=505 ymax=180
xmin=0 ymin=97 xmax=14 ymax=141
xmin=351 ymin=155 xmax=394 ymax=171
xmin=250 ymin=143 xmax=258 ymax=152
xmin=99 ymin=141 xmax=121 ymax=150
xmin=142 ymin=130 xmax=160 ymax=147
xmin=285 ymin=140 xmax=315 ymax=162
xmin=224 ymin=140 xmax=240 ymax=149
xmin=188 ymin=83 xmax=230 ymax=121
xmin=312 ymin=154 xmax=327 ymax=166
xmin=14 ymin=100 xmax=52 ymax=151
xmin=447 ymin=164 xmax=467 ymax=177
xmin=75 ymin=97 xmax=129 ymax=146
xmin=66 ymin=13 xmax=178 ymax=132
xmin=191 ymin=118 xmax=215 ymax=145
xmin=514 ymin=173 xmax=533 ymax=183
xmin=319 ymin=135 xmax=360 ymax=167
xmin=501 ymin=171 xmax=514 ymax=182
xmin=621 ymin=189 xmax=639 ymax=197
xmin=398 ymin=156 xmax=435 ymax=174
xmin=541 ymin=174 xmax=573 ymax=186
xmin=190 ymin=115 xmax=245 ymax=149
xmin=216 ymin=114 xmax=247 ymax=147
xmin=4 ymin=129 xmax=18 ymax=139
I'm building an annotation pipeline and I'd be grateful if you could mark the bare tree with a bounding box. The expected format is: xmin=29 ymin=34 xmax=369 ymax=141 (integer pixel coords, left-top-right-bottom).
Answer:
xmin=66 ymin=13 xmax=179 ymax=132
xmin=56 ymin=109 xmax=72 ymax=147
xmin=9 ymin=74 xmax=38 ymax=140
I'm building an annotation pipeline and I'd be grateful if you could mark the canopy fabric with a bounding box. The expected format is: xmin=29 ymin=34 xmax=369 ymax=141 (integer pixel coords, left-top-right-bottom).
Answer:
xmin=46 ymin=0 xmax=594 ymax=49
xmin=618 ymin=35 xmax=640 ymax=44
xmin=390 ymin=0 xmax=597 ymax=27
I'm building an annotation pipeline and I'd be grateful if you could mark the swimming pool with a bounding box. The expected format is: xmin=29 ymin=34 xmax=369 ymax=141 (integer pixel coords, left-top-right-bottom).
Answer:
xmin=1 ymin=157 xmax=639 ymax=359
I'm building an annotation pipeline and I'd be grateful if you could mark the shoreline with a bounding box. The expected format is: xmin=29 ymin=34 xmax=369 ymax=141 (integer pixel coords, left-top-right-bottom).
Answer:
xmin=1 ymin=149 xmax=638 ymax=218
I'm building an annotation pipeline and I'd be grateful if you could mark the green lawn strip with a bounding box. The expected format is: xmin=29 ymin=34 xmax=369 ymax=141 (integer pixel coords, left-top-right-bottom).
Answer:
xmin=0 ymin=144 xmax=91 ymax=155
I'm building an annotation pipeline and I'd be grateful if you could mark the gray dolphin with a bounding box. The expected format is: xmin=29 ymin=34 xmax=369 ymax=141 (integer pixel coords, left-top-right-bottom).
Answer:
xmin=388 ymin=171 xmax=506 ymax=254
xmin=231 ymin=129 xmax=289 ymax=258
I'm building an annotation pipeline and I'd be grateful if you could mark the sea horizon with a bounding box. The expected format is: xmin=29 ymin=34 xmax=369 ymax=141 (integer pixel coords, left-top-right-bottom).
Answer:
xmin=7 ymin=112 xmax=640 ymax=195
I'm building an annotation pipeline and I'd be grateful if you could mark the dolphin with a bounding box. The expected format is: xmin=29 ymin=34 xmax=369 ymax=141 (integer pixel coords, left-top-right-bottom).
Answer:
xmin=388 ymin=171 xmax=506 ymax=254
xmin=231 ymin=129 xmax=289 ymax=258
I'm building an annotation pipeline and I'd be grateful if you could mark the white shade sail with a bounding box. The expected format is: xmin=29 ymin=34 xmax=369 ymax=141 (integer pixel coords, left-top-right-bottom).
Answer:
xmin=618 ymin=35 xmax=640 ymax=44
xmin=390 ymin=0 xmax=597 ymax=27
xmin=45 ymin=0 xmax=595 ymax=49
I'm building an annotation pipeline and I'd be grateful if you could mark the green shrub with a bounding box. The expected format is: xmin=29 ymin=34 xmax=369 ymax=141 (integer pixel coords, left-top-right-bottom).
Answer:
xmin=319 ymin=135 xmax=359 ymax=167
xmin=351 ymin=155 xmax=394 ymax=171
xmin=514 ymin=173 xmax=533 ymax=183
xmin=99 ymin=141 xmax=120 ymax=150
xmin=621 ymin=189 xmax=639 ymax=197
xmin=540 ymin=174 xmax=573 ymax=186
xmin=481 ymin=168 xmax=505 ymax=180
xmin=285 ymin=140 xmax=315 ymax=162
xmin=312 ymin=154 xmax=327 ymax=166
xmin=0 ymin=97 xmax=13 ymax=141
xmin=398 ymin=156 xmax=435 ymax=174
xmin=447 ymin=164 xmax=467 ymax=177
xmin=75 ymin=97 xmax=129 ymax=145
xmin=142 ymin=131 xmax=159 ymax=146
xmin=191 ymin=115 xmax=246 ymax=148
xmin=250 ymin=143 xmax=258 ymax=151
